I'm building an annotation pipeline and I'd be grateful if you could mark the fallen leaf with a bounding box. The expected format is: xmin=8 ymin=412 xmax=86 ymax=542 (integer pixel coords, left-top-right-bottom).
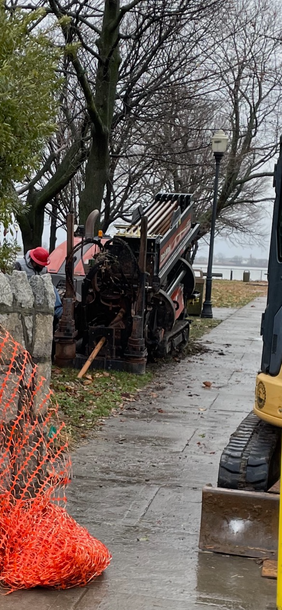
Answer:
xmin=203 ymin=381 xmax=212 ymax=388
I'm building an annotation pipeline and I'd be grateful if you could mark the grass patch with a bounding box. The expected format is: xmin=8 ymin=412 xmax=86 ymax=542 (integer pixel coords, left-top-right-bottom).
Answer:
xmin=51 ymin=279 xmax=267 ymax=444
xmin=50 ymin=367 xmax=152 ymax=444
xmin=189 ymin=317 xmax=220 ymax=342
xmin=211 ymin=279 xmax=267 ymax=308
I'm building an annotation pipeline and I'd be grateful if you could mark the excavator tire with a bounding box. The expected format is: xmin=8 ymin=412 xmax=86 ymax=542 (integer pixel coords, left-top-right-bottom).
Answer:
xmin=218 ymin=411 xmax=281 ymax=491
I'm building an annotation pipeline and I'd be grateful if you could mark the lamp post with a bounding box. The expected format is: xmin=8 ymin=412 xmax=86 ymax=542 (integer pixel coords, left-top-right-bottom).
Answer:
xmin=201 ymin=129 xmax=229 ymax=318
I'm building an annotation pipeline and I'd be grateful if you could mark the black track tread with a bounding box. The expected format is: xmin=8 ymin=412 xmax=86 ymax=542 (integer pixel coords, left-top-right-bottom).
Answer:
xmin=217 ymin=411 xmax=281 ymax=491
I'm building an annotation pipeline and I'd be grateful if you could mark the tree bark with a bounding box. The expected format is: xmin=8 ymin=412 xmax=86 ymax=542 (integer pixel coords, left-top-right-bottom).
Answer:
xmin=16 ymin=138 xmax=86 ymax=252
xmin=17 ymin=189 xmax=45 ymax=252
xmin=77 ymin=0 xmax=121 ymax=222
xmin=79 ymin=133 xmax=109 ymax=224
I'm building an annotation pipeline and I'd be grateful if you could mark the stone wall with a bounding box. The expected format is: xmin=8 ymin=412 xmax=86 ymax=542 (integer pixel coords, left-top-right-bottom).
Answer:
xmin=0 ymin=271 xmax=55 ymax=392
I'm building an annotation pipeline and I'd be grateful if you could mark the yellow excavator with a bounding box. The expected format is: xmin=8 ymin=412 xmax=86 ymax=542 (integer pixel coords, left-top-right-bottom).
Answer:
xmin=200 ymin=136 xmax=282 ymax=558
xmin=217 ymin=137 xmax=282 ymax=493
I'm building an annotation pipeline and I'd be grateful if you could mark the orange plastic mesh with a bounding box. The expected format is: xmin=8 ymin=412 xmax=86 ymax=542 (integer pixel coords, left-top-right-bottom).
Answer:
xmin=0 ymin=325 xmax=111 ymax=592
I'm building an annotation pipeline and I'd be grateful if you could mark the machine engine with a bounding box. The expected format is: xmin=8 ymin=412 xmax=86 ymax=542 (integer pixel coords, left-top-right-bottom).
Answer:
xmin=51 ymin=192 xmax=200 ymax=373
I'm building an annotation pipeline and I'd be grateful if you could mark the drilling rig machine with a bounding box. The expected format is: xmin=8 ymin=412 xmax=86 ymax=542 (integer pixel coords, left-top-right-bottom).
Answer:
xmin=49 ymin=192 xmax=200 ymax=374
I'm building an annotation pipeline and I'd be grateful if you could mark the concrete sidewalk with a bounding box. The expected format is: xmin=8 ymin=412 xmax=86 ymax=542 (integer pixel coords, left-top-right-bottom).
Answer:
xmin=0 ymin=297 xmax=277 ymax=609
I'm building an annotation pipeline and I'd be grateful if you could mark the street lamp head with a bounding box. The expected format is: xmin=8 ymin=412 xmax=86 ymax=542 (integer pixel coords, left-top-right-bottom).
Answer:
xmin=211 ymin=129 xmax=229 ymax=154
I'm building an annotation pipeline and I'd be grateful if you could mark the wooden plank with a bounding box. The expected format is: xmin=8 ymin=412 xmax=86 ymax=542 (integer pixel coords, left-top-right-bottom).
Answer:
xmin=77 ymin=337 xmax=106 ymax=379
xmin=268 ymin=480 xmax=280 ymax=494
xmin=262 ymin=559 xmax=277 ymax=579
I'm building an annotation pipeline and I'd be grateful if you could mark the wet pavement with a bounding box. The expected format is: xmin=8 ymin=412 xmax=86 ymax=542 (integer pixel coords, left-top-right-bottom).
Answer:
xmin=0 ymin=297 xmax=277 ymax=609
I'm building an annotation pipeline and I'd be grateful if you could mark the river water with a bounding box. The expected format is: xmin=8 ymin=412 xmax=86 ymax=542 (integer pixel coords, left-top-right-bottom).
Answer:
xmin=193 ymin=264 xmax=268 ymax=281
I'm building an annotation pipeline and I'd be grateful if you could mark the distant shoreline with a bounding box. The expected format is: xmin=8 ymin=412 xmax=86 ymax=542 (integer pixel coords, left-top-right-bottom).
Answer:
xmin=195 ymin=262 xmax=268 ymax=268
xmin=194 ymin=263 xmax=267 ymax=281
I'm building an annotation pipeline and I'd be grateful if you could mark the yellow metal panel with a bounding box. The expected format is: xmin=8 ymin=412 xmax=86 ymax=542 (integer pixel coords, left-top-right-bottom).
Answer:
xmin=277 ymin=435 xmax=282 ymax=608
xmin=254 ymin=368 xmax=282 ymax=427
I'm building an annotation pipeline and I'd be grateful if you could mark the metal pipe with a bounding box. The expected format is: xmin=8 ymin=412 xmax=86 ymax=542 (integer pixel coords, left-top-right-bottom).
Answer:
xmin=126 ymin=216 xmax=148 ymax=363
xmin=147 ymin=199 xmax=173 ymax=228
xmin=201 ymin=152 xmax=223 ymax=318
xmin=85 ymin=209 xmax=100 ymax=239
xmin=148 ymin=200 xmax=175 ymax=234
xmin=136 ymin=215 xmax=148 ymax=317
xmin=126 ymin=200 xmax=160 ymax=234
xmin=167 ymin=269 xmax=187 ymax=297
xmin=65 ymin=212 xmax=75 ymax=298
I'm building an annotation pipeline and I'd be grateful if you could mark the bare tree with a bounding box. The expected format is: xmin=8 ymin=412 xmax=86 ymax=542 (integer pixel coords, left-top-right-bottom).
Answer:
xmin=5 ymin=0 xmax=226 ymax=250
xmin=109 ymin=0 xmax=282 ymax=247
xmin=201 ymin=0 xmax=282 ymax=242
xmin=7 ymin=0 xmax=281 ymax=251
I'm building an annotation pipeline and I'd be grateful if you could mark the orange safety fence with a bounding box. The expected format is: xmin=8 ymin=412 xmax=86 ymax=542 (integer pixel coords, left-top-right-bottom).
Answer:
xmin=0 ymin=325 xmax=111 ymax=592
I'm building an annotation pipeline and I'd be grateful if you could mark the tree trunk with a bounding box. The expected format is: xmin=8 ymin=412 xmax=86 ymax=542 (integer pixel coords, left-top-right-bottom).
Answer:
xmin=16 ymin=138 xmax=86 ymax=251
xmin=17 ymin=190 xmax=45 ymax=253
xmin=78 ymin=0 xmax=121 ymax=223
xmin=79 ymin=134 xmax=109 ymax=224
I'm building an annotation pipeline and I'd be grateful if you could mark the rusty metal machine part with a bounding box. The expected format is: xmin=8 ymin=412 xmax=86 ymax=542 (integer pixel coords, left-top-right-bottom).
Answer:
xmin=52 ymin=193 xmax=199 ymax=373
xmin=54 ymin=211 xmax=77 ymax=367
xmin=70 ymin=192 xmax=200 ymax=373
xmin=217 ymin=411 xmax=281 ymax=491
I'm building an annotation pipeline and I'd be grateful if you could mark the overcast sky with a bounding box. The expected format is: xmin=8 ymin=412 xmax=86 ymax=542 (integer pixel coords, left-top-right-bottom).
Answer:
xmin=197 ymin=196 xmax=273 ymax=260
xmin=198 ymin=235 xmax=271 ymax=260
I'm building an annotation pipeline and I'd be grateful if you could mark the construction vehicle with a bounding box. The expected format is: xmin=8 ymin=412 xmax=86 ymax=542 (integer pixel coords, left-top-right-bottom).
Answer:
xmin=199 ymin=137 xmax=282 ymax=560
xmin=48 ymin=210 xmax=105 ymax=300
xmin=49 ymin=192 xmax=200 ymax=373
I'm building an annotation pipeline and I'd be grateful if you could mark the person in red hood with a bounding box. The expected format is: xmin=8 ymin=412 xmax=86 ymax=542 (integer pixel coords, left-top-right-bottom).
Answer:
xmin=14 ymin=247 xmax=50 ymax=276
xmin=15 ymin=247 xmax=63 ymax=320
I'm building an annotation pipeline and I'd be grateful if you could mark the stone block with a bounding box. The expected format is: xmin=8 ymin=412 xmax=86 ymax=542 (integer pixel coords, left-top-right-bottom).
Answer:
xmin=32 ymin=313 xmax=53 ymax=361
xmin=0 ymin=371 xmax=23 ymax=422
xmin=0 ymin=273 xmax=13 ymax=307
xmin=22 ymin=315 xmax=34 ymax=352
xmin=0 ymin=313 xmax=25 ymax=348
xmin=33 ymin=361 xmax=52 ymax=415
xmin=42 ymin=274 xmax=56 ymax=312
xmin=29 ymin=274 xmax=55 ymax=313
xmin=10 ymin=271 xmax=34 ymax=309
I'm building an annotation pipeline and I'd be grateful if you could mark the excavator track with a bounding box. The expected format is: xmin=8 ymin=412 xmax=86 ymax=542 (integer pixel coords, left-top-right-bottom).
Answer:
xmin=218 ymin=411 xmax=281 ymax=491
